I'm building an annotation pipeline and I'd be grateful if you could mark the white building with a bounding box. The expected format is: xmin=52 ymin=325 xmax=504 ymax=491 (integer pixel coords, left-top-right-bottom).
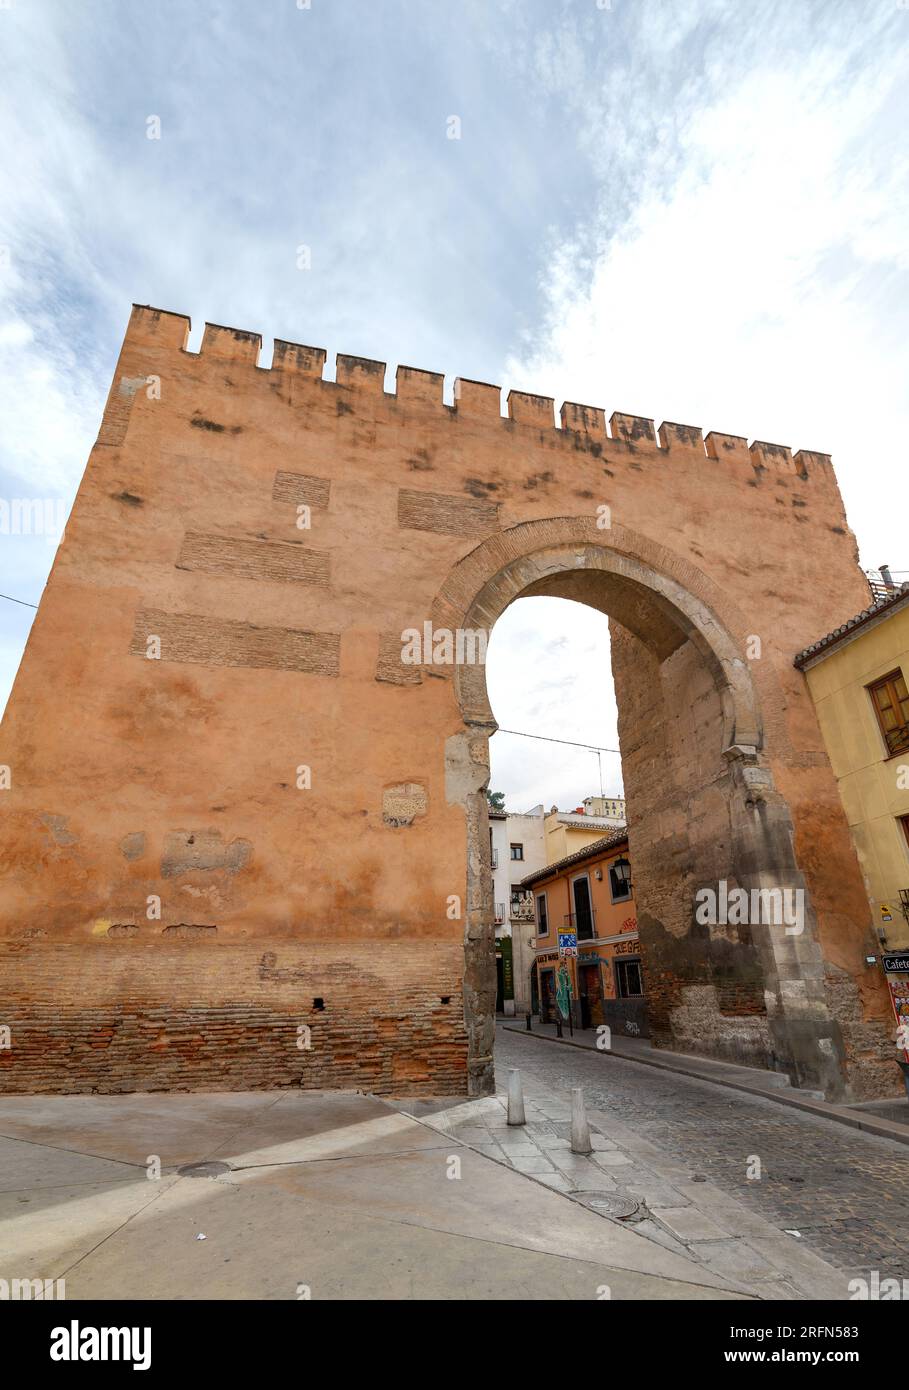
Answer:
xmin=489 ymin=804 xmax=547 ymax=1016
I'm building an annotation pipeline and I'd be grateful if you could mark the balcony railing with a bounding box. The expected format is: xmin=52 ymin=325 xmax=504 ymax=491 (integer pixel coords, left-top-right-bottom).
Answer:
xmin=884 ymin=723 xmax=909 ymax=757
xmin=509 ymin=892 xmax=535 ymax=923
xmin=494 ymin=902 xmax=506 ymax=924
xmin=563 ymin=909 xmax=596 ymax=941
xmin=865 ymin=570 xmax=906 ymax=603
xmin=491 ymin=849 xmax=498 ymax=869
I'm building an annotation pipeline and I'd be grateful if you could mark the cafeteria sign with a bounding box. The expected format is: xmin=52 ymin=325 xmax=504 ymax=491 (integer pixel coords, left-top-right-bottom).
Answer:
xmin=882 ymin=954 xmax=909 ymax=1063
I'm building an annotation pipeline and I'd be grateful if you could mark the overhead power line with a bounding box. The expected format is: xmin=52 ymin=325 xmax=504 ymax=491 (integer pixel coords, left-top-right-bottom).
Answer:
xmin=0 ymin=592 xmax=38 ymax=609
xmin=495 ymin=727 xmax=620 ymax=754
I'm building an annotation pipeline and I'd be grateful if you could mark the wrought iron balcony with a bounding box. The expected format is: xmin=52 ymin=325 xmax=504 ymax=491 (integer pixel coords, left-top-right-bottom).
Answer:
xmin=563 ymin=909 xmax=596 ymax=940
xmin=884 ymin=723 xmax=909 ymax=757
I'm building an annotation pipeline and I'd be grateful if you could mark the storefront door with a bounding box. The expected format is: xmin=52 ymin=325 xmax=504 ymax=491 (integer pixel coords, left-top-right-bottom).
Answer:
xmin=540 ymin=967 xmax=556 ymax=1024
xmin=578 ymin=959 xmax=602 ymax=1028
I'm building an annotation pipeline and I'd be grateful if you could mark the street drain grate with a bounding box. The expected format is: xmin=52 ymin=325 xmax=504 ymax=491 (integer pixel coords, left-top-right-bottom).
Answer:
xmin=177 ymin=1161 xmax=233 ymax=1178
xmin=573 ymin=1191 xmax=640 ymax=1220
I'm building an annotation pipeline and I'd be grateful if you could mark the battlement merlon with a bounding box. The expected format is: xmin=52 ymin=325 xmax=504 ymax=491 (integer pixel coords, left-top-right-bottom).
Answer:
xmin=119 ymin=304 xmax=835 ymax=474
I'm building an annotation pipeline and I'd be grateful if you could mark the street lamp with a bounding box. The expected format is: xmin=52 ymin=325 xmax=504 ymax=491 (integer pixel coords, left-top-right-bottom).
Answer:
xmin=612 ymin=855 xmax=632 ymax=892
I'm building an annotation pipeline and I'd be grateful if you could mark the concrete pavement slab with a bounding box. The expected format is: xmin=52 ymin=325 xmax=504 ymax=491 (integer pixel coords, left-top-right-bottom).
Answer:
xmin=0 ymin=1091 xmax=285 ymax=1167
xmin=535 ymin=1174 xmax=574 ymax=1193
xmin=644 ymin=1206 xmax=733 ymax=1242
xmin=0 ymin=1176 xmax=183 ymax=1277
xmin=0 ymin=1135 xmax=143 ymax=1192
xmin=0 ymin=1090 xmax=753 ymax=1300
xmin=509 ymin=1156 xmax=557 ymax=1173
xmin=59 ymin=1176 xmax=742 ymax=1302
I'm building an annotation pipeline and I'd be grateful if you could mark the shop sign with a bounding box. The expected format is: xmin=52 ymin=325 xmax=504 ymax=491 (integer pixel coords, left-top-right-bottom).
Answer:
xmin=614 ymin=936 xmax=640 ymax=956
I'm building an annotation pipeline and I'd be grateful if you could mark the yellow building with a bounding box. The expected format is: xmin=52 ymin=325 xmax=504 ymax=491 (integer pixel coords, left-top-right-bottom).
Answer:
xmin=543 ymin=802 xmax=626 ymax=864
xmin=796 ymin=582 xmax=909 ymax=950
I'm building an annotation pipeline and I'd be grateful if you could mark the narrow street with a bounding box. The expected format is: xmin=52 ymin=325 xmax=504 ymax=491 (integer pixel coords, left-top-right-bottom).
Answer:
xmin=493 ymin=1026 xmax=909 ymax=1287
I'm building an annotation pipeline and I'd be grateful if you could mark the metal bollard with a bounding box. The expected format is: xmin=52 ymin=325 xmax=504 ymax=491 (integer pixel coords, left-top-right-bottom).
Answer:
xmin=570 ymin=1085 xmax=592 ymax=1154
xmin=507 ymin=1068 xmax=526 ymax=1126
xmin=525 ymin=1010 xmax=532 ymax=1031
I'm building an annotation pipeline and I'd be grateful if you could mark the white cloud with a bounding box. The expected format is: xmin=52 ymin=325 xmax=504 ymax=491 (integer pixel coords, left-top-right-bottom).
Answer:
xmin=484 ymin=1 xmax=909 ymax=807
xmin=502 ymin=7 xmax=909 ymax=570
xmin=487 ymin=597 xmax=622 ymax=811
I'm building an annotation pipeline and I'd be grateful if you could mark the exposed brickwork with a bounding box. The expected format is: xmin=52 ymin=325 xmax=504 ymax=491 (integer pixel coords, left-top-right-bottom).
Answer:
xmin=0 ymin=941 xmax=466 ymax=1095
xmin=128 ymin=608 xmax=340 ymax=674
xmin=375 ymin=631 xmax=423 ymax=685
xmin=95 ymin=375 xmax=144 ymax=447
xmin=271 ymin=470 xmax=331 ymax=509
xmin=397 ymin=487 xmax=500 ymax=536
xmin=176 ymin=531 xmax=330 ymax=587
xmin=382 ymin=782 xmax=428 ymax=827
xmin=717 ymin=980 xmax=769 ymax=1016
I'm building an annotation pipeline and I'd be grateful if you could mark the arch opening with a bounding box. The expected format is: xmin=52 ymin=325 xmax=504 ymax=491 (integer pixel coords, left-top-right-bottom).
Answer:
xmin=438 ymin=520 xmax=850 ymax=1102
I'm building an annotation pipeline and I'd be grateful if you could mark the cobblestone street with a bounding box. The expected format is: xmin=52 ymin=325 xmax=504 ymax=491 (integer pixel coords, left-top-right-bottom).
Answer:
xmin=494 ymin=1027 xmax=909 ymax=1286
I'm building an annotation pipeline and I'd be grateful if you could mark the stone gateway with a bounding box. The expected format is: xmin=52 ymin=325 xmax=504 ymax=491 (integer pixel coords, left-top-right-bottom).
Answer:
xmin=0 ymin=306 xmax=894 ymax=1100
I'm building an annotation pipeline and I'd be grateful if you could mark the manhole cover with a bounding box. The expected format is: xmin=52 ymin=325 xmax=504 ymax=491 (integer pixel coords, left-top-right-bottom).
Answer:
xmin=177 ymin=1161 xmax=232 ymax=1178
xmin=573 ymin=1191 xmax=640 ymax=1220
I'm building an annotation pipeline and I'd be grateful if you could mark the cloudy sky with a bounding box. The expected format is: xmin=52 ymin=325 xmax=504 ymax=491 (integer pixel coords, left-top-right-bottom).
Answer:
xmin=1 ymin=0 xmax=907 ymax=812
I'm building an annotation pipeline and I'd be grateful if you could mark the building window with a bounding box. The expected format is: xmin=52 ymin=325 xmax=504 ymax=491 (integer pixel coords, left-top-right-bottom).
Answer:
xmin=615 ymin=958 xmax=644 ymax=998
xmin=571 ymin=875 xmax=595 ymax=940
xmin=609 ymin=855 xmax=633 ymax=902
xmin=536 ymin=892 xmax=549 ymax=936
xmin=901 ymin=814 xmax=909 ymax=853
xmin=869 ymin=670 xmax=909 ymax=757
xmin=510 ymin=843 xmax=524 ymax=860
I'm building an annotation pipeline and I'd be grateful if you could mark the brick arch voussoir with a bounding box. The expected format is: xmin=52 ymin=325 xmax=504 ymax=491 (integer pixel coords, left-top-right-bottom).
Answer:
xmin=433 ymin=516 xmax=762 ymax=752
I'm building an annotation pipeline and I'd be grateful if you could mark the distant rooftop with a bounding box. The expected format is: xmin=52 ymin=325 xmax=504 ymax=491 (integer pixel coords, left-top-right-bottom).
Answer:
xmin=520 ymin=828 xmax=629 ymax=888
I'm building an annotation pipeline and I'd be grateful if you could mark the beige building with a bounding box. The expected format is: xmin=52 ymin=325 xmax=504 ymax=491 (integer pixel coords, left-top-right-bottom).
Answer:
xmin=544 ymin=800 xmax=626 ymax=864
xmin=582 ymin=795 xmax=626 ymax=821
xmin=796 ymin=581 xmax=909 ymax=950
